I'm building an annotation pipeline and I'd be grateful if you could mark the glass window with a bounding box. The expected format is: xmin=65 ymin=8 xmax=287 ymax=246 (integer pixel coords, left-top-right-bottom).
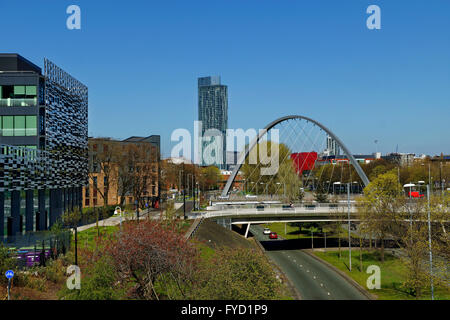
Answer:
xmin=2 ymin=116 xmax=13 ymax=136
xmin=14 ymin=116 xmax=25 ymax=136
xmin=1 ymin=85 xmax=13 ymax=99
xmin=25 ymin=116 xmax=37 ymax=136
xmin=14 ymin=86 xmax=25 ymax=95
xmin=25 ymin=86 xmax=37 ymax=97
xmin=0 ymin=116 xmax=2 ymax=136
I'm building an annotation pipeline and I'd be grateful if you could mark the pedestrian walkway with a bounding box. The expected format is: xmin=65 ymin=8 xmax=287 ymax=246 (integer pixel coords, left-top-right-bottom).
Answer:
xmin=76 ymin=208 xmax=153 ymax=232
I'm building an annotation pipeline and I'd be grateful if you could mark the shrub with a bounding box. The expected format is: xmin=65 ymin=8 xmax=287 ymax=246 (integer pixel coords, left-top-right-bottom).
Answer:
xmin=0 ymin=245 xmax=16 ymax=286
xmin=60 ymin=256 xmax=124 ymax=300
xmin=191 ymin=247 xmax=284 ymax=300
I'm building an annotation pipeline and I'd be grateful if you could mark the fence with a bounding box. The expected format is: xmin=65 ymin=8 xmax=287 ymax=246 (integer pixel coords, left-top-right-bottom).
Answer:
xmin=1 ymin=230 xmax=71 ymax=269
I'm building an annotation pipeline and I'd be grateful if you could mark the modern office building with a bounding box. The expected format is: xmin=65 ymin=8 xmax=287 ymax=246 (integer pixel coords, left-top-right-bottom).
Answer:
xmin=0 ymin=54 xmax=88 ymax=239
xmin=198 ymin=76 xmax=228 ymax=169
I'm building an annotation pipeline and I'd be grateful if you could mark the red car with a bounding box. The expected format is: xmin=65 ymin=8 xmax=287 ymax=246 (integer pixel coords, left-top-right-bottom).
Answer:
xmin=269 ymin=232 xmax=278 ymax=239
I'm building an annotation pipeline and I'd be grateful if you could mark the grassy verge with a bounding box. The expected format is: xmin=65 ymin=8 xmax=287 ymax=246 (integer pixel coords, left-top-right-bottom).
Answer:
xmin=76 ymin=226 xmax=119 ymax=250
xmin=312 ymin=249 xmax=450 ymax=300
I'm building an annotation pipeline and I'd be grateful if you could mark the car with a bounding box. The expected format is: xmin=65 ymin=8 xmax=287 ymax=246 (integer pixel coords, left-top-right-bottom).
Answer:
xmin=245 ymin=194 xmax=257 ymax=198
xmin=269 ymin=232 xmax=278 ymax=239
xmin=263 ymin=228 xmax=271 ymax=235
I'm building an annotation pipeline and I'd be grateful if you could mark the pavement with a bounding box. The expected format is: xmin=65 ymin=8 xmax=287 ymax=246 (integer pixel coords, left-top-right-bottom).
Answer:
xmin=76 ymin=208 xmax=160 ymax=232
xmin=250 ymin=225 xmax=368 ymax=300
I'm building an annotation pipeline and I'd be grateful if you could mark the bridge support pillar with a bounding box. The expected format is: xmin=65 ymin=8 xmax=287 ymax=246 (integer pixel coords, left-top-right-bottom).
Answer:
xmin=244 ymin=223 xmax=251 ymax=238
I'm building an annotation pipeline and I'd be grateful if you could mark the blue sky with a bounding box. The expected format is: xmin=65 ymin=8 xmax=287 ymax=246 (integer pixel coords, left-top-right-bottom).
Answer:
xmin=1 ymin=0 xmax=449 ymax=157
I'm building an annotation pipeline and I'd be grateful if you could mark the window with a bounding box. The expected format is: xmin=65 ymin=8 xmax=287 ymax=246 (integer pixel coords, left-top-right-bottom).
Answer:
xmin=0 ymin=116 xmax=37 ymax=136
xmin=85 ymin=199 xmax=90 ymax=206
xmin=14 ymin=86 xmax=25 ymax=96
xmin=25 ymin=86 xmax=37 ymax=97
xmin=0 ymin=85 xmax=37 ymax=106
xmin=85 ymin=186 xmax=90 ymax=198
xmin=25 ymin=116 xmax=37 ymax=136
xmin=2 ymin=116 xmax=13 ymax=136
xmin=14 ymin=116 xmax=25 ymax=136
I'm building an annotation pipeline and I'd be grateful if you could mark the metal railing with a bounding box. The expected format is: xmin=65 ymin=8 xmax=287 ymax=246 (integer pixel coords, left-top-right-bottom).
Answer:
xmin=204 ymin=205 xmax=357 ymax=218
xmin=0 ymin=98 xmax=37 ymax=107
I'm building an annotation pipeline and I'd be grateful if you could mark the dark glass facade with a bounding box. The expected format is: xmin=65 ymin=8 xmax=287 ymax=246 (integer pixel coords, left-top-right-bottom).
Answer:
xmin=0 ymin=54 xmax=88 ymax=239
xmin=198 ymin=76 xmax=228 ymax=169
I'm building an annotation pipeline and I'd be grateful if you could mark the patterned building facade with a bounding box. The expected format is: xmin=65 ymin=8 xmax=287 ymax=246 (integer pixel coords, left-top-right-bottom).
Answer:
xmin=0 ymin=54 xmax=88 ymax=239
xmin=198 ymin=76 xmax=228 ymax=169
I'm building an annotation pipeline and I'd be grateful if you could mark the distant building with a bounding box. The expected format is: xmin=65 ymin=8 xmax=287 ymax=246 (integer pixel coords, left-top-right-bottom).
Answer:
xmin=198 ymin=76 xmax=228 ymax=169
xmin=83 ymin=135 xmax=160 ymax=208
xmin=291 ymin=152 xmax=318 ymax=175
xmin=321 ymin=135 xmax=341 ymax=157
xmin=226 ymin=151 xmax=239 ymax=171
xmin=382 ymin=153 xmax=415 ymax=166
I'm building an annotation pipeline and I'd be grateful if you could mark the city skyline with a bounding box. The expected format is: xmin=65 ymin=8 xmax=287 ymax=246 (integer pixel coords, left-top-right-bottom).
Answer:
xmin=1 ymin=1 xmax=449 ymax=158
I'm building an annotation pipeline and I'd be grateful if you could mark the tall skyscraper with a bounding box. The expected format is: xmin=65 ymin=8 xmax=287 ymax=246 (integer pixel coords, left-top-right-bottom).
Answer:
xmin=198 ymin=76 xmax=228 ymax=169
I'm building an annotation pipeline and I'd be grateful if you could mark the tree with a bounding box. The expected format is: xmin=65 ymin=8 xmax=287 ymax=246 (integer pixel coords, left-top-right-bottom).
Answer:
xmin=241 ymin=142 xmax=302 ymax=197
xmin=61 ymin=207 xmax=82 ymax=265
xmin=115 ymin=142 xmax=157 ymax=208
xmin=106 ymin=220 xmax=198 ymax=300
xmin=360 ymin=172 xmax=404 ymax=262
xmin=200 ymin=166 xmax=221 ymax=191
xmin=89 ymin=140 xmax=119 ymax=207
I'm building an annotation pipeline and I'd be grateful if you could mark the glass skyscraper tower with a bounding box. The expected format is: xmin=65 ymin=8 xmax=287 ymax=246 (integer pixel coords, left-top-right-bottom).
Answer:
xmin=198 ymin=76 xmax=228 ymax=169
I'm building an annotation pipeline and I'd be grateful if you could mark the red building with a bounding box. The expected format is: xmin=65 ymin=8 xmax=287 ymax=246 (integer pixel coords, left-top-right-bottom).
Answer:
xmin=291 ymin=152 xmax=318 ymax=176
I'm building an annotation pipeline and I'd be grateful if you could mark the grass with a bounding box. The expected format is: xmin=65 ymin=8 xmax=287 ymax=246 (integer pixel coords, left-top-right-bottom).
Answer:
xmin=76 ymin=226 xmax=119 ymax=250
xmin=267 ymin=222 xmax=331 ymax=239
xmin=312 ymin=249 xmax=450 ymax=300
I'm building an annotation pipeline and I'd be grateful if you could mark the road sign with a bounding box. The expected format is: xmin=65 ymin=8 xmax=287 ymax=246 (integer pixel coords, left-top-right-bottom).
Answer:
xmin=5 ymin=270 xmax=14 ymax=279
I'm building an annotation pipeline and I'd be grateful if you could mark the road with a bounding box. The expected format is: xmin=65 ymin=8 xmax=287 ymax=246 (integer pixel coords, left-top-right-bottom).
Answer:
xmin=250 ymin=225 xmax=368 ymax=300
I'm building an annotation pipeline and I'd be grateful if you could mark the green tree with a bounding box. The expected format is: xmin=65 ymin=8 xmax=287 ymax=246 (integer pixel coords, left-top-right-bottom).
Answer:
xmin=360 ymin=172 xmax=404 ymax=262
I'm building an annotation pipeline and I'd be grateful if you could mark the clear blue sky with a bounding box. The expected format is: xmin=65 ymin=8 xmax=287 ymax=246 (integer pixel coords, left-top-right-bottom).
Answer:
xmin=1 ymin=0 xmax=449 ymax=157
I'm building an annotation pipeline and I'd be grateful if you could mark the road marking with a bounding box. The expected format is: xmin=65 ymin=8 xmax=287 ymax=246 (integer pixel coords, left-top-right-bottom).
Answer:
xmin=320 ymin=283 xmax=323 ymax=287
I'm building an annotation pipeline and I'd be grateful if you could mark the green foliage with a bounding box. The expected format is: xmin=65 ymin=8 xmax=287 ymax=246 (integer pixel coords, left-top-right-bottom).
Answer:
xmin=60 ymin=256 xmax=124 ymax=300
xmin=192 ymin=248 xmax=283 ymax=300
xmin=0 ymin=245 xmax=16 ymax=285
xmin=241 ymin=142 xmax=302 ymax=198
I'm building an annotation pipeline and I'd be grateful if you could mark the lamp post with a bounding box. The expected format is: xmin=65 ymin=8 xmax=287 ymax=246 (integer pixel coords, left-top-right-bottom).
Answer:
xmin=427 ymin=185 xmax=434 ymax=300
xmin=276 ymin=182 xmax=286 ymax=198
xmin=347 ymin=182 xmax=351 ymax=272
xmin=182 ymin=163 xmax=186 ymax=220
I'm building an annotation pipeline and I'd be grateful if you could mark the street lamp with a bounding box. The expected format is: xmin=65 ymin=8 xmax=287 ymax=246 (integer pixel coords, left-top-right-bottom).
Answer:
xmin=276 ymin=182 xmax=286 ymax=198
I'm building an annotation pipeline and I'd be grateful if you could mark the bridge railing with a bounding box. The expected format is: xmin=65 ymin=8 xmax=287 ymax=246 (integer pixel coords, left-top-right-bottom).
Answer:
xmin=209 ymin=202 xmax=361 ymax=211
xmin=204 ymin=205 xmax=358 ymax=219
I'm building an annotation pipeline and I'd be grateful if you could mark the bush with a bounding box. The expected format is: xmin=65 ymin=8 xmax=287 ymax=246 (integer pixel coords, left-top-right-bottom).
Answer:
xmin=60 ymin=256 xmax=124 ymax=300
xmin=191 ymin=247 xmax=284 ymax=300
xmin=0 ymin=245 xmax=16 ymax=286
